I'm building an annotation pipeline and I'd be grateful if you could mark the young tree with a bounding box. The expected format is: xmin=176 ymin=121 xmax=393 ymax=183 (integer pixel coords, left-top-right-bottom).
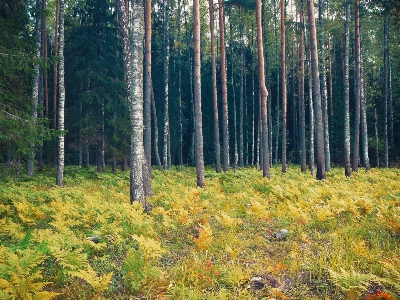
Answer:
xmin=163 ymin=0 xmax=170 ymax=170
xmin=193 ymin=0 xmax=205 ymax=187
xmin=209 ymin=0 xmax=221 ymax=173
xmin=256 ymin=0 xmax=270 ymax=178
xmin=299 ymin=0 xmax=306 ymax=173
xmin=56 ymin=0 xmax=65 ymax=186
xmin=307 ymin=0 xmax=325 ymax=180
xmin=219 ymin=0 xmax=230 ymax=172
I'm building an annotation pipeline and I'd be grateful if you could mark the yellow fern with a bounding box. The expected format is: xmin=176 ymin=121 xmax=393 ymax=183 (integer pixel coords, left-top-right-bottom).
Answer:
xmin=192 ymin=224 xmax=213 ymax=251
xmin=132 ymin=234 xmax=166 ymax=261
xmin=69 ymin=265 xmax=113 ymax=293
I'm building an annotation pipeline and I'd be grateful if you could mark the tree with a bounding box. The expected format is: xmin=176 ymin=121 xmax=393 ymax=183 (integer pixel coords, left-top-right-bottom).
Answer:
xmin=209 ymin=0 xmax=221 ymax=173
xmin=307 ymin=0 xmax=325 ymax=180
xmin=27 ymin=0 xmax=42 ymax=176
xmin=193 ymin=0 xmax=205 ymax=187
xmin=281 ymin=0 xmax=287 ymax=173
xmin=343 ymin=0 xmax=351 ymax=177
xmin=352 ymin=0 xmax=361 ymax=172
xmin=299 ymin=0 xmax=306 ymax=173
xmin=256 ymin=0 xmax=270 ymax=178
xmin=219 ymin=0 xmax=230 ymax=172
xmin=117 ymin=0 xmax=150 ymax=210
xmin=56 ymin=0 xmax=65 ymax=186
xmin=163 ymin=0 xmax=170 ymax=170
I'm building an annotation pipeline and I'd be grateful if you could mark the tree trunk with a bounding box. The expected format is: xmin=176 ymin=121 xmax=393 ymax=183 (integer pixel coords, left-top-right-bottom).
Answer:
xmin=374 ymin=107 xmax=379 ymax=167
xmin=299 ymin=0 xmax=306 ymax=172
xmin=274 ymin=0 xmax=280 ymax=165
xmin=239 ymin=7 xmax=244 ymax=168
xmin=178 ymin=0 xmax=183 ymax=166
xmin=360 ymin=66 xmax=370 ymax=171
xmin=229 ymin=15 xmax=238 ymax=172
xmin=219 ymin=0 xmax=229 ymax=172
xmin=307 ymin=0 xmax=325 ymax=180
xmin=251 ymin=71 xmax=255 ymax=166
xmin=56 ymin=0 xmax=65 ymax=186
xmin=388 ymin=52 xmax=393 ymax=147
xmin=151 ymin=81 xmax=162 ymax=170
xmin=27 ymin=0 xmax=42 ymax=176
xmin=256 ymin=0 xmax=270 ymax=178
xmin=352 ymin=0 xmax=361 ymax=172
xmin=117 ymin=0 xmax=150 ymax=210
xmin=163 ymin=0 xmax=170 ymax=170
xmin=209 ymin=0 xmax=221 ymax=172
xmin=281 ymin=0 xmax=287 ymax=173
xmin=343 ymin=1 xmax=351 ymax=177
xmin=193 ymin=0 xmax=205 ymax=187
xmin=383 ymin=13 xmax=389 ymax=168
xmin=308 ymin=48 xmax=315 ymax=175
xmin=53 ymin=0 xmax=59 ymax=131
xmin=144 ymin=0 xmax=152 ymax=172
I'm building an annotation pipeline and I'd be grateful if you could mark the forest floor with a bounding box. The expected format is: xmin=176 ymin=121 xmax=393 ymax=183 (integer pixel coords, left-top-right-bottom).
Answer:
xmin=0 ymin=165 xmax=399 ymax=300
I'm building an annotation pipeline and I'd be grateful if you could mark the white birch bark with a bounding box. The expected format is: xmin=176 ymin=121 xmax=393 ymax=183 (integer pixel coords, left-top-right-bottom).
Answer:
xmin=56 ymin=0 xmax=65 ymax=186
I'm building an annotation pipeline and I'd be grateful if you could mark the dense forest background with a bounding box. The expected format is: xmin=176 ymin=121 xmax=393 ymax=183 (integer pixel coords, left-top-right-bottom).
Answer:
xmin=1 ymin=0 xmax=399 ymax=174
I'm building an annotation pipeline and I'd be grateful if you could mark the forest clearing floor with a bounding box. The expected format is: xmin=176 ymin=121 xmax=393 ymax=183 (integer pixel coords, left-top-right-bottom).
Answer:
xmin=0 ymin=165 xmax=399 ymax=299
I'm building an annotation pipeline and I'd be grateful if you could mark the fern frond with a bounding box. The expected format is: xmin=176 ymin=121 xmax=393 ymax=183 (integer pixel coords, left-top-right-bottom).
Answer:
xmin=192 ymin=224 xmax=213 ymax=251
xmin=68 ymin=265 xmax=112 ymax=293
xmin=132 ymin=234 xmax=166 ymax=260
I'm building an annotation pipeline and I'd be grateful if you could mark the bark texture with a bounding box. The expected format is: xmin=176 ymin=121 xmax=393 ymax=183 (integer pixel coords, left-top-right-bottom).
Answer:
xmin=256 ymin=0 xmax=270 ymax=178
xmin=343 ymin=2 xmax=351 ymax=177
xmin=281 ymin=0 xmax=287 ymax=173
xmin=56 ymin=0 xmax=65 ymax=186
xmin=163 ymin=0 xmax=170 ymax=170
xmin=219 ymin=0 xmax=229 ymax=172
xmin=299 ymin=0 xmax=306 ymax=173
xmin=193 ymin=0 xmax=205 ymax=187
xmin=307 ymin=0 xmax=325 ymax=180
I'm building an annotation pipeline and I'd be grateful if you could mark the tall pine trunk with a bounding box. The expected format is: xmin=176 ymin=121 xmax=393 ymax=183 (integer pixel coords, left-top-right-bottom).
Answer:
xmin=144 ymin=0 xmax=152 ymax=175
xmin=239 ymin=7 xmax=244 ymax=168
xmin=374 ymin=107 xmax=379 ymax=167
xmin=193 ymin=0 xmax=205 ymax=187
xmin=151 ymin=82 xmax=162 ymax=170
xmin=360 ymin=66 xmax=370 ymax=171
xmin=56 ymin=0 xmax=65 ymax=186
xmin=343 ymin=1 xmax=351 ymax=177
xmin=281 ymin=0 xmax=287 ymax=173
xmin=209 ymin=0 xmax=221 ymax=172
xmin=307 ymin=0 xmax=325 ymax=180
xmin=383 ymin=13 xmax=389 ymax=168
xmin=299 ymin=0 xmax=306 ymax=172
xmin=219 ymin=0 xmax=229 ymax=172
xmin=256 ymin=0 xmax=270 ymax=178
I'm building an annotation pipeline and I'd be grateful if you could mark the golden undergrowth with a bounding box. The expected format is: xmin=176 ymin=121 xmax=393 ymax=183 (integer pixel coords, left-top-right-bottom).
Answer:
xmin=0 ymin=165 xmax=399 ymax=299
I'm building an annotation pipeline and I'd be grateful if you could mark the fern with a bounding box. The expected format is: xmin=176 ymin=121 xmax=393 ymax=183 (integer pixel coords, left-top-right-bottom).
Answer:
xmin=132 ymin=234 xmax=166 ymax=261
xmin=328 ymin=268 xmax=379 ymax=300
xmin=380 ymin=258 xmax=400 ymax=294
xmin=68 ymin=265 xmax=113 ymax=293
xmin=192 ymin=224 xmax=213 ymax=251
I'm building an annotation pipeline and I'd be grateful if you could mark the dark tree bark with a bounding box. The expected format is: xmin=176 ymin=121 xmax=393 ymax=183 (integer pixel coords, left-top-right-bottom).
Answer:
xmin=307 ymin=0 xmax=325 ymax=180
xmin=352 ymin=0 xmax=361 ymax=172
xmin=256 ymin=0 xmax=270 ymax=178
xmin=219 ymin=0 xmax=229 ymax=172
xmin=209 ymin=0 xmax=221 ymax=173
xmin=193 ymin=0 xmax=205 ymax=187
xmin=281 ymin=0 xmax=287 ymax=173
xmin=151 ymin=81 xmax=162 ymax=171
xmin=56 ymin=0 xmax=65 ymax=186
xmin=343 ymin=1 xmax=351 ymax=177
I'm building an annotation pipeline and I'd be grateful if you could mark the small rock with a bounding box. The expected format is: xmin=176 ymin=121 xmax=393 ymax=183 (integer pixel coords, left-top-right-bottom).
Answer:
xmin=87 ymin=236 xmax=100 ymax=243
xmin=275 ymin=229 xmax=289 ymax=240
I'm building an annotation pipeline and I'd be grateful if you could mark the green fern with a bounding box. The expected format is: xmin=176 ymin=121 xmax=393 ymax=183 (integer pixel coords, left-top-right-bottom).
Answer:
xmin=328 ymin=268 xmax=379 ymax=300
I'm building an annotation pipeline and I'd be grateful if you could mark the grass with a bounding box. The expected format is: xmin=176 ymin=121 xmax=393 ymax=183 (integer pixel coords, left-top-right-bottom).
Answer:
xmin=0 ymin=165 xmax=399 ymax=299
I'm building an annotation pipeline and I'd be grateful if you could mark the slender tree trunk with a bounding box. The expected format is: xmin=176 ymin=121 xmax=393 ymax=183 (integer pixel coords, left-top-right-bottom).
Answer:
xmin=383 ymin=13 xmax=389 ymax=168
xmin=209 ymin=0 xmax=221 ymax=172
xmin=193 ymin=0 xmax=205 ymax=187
xmin=178 ymin=0 xmax=183 ymax=166
xmin=229 ymin=17 xmax=238 ymax=172
xmin=274 ymin=0 xmax=280 ymax=165
xmin=299 ymin=0 xmax=306 ymax=172
xmin=318 ymin=0 xmax=330 ymax=172
xmin=307 ymin=0 xmax=325 ymax=180
xmin=163 ymin=0 xmax=170 ymax=170
xmin=239 ymin=7 xmax=244 ymax=168
xmin=374 ymin=107 xmax=379 ymax=167
xmin=27 ymin=0 xmax=42 ymax=176
xmin=352 ymin=0 xmax=361 ymax=172
xmin=219 ymin=0 xmax=229 ymax=172
xmin=256 ymin=0 xmax=270 ymax=178
xmin=388 ymin=52 xmax=393 ymax=147
xmin=56 ymin=0 xmax=65 ymax=186
xmin=308 ymin=49 xmax=315 ymax=175
xmin=251 ymin=71 xmax=255 ymax=166
xmin=281 ymin=0 xmax=287 ymax=173
xmin=343 ymin=1 xmax=351 ymax=177
xmin=53 ymin=0 xmax=59 ymax=131
xmin=151 ymin=84 xmax=162 ymax=170
xmin=360 ymin=66 xmax=370 ymax=171
xmin=144 ymin=0 xmax=152 ymax=171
